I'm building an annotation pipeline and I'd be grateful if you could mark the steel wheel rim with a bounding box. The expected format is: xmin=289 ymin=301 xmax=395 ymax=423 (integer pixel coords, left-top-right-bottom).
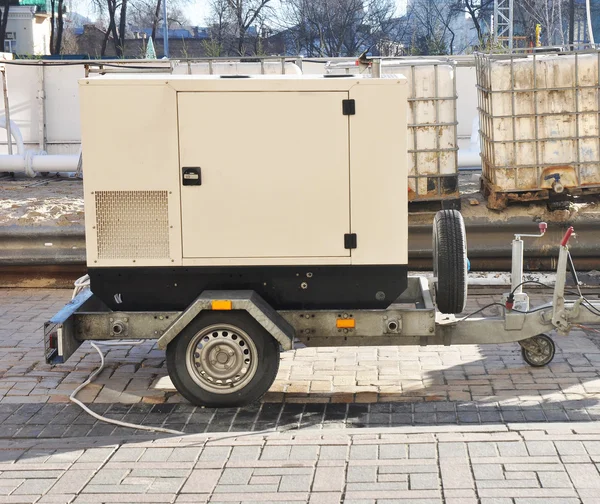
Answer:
xmin=185 ymin=324 xmax=258 ymax=394
xmin=524 ymin=337 xmax=552 ymax=365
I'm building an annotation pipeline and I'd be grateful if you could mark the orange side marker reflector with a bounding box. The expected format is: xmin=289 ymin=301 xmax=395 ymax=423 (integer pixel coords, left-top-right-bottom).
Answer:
xmin=336 ymin=319 xmax=355 ymax=329
xmin=212 ymin=300 xmax=232 ymax=310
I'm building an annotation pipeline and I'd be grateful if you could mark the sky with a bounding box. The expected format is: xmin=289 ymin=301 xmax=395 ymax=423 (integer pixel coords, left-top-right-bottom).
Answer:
xmin=75 ymin=0 xmax=408 ymax=28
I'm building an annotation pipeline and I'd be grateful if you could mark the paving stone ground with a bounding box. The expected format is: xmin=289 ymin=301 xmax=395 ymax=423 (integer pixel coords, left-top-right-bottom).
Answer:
xmin=1 ymin=288 xmax=600 ymax=436
xmin=2 ymin=287 xmax=600 ymax=503
xmin=1 ymin=423 xmax=600 ymax=503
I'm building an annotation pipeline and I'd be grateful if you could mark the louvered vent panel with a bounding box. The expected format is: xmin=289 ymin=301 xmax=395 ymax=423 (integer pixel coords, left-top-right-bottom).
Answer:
xmin=95 ymin=191 xmax=169 ymax=259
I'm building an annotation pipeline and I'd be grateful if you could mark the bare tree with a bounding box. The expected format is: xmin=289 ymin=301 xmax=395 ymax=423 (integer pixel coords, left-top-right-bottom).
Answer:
xmin=50 ymin=0 xmax=65 ymax=54
xmin=410 ymin=0 xmax=454 ymax=54
xmin=280 ymin=0 xmax=396 ymax=57
xmin=205 ymin=0 xmax=229 ymax=52
xmin=88 ymin=0 xmax=111 ymax=56
xmin=0 ymin=0 xmax=14 ymax=52
xmin=60 ymin=23 xmax=80 ymax=54
xmin=128 ymin=0 xmax=190 ymax=40
xmin=115 ymin=0 xmax=127 ymax=55
xmin=450 ymin=0 xmax=493 ymax=45
xmin=151 ymin=0 xmax=161 ymax=40
xmin=99 ymin=0 xmax=126 ymax=56
xmin=205 ymin=0 xmax=272 ymax=55
xmin=515 ymin=0 xmax=569 ymax=46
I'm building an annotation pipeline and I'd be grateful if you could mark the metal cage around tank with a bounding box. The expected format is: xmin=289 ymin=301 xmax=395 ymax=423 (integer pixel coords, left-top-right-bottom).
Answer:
xmin=326 ymin=58 xmax=459 ymax=204
xmin=475 ymin=49 xmax=600 ymax=209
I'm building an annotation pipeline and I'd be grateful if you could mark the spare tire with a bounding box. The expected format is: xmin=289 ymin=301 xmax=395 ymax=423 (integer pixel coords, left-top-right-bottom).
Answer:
xmin=432 ymin=209 xmax=468 ymax=314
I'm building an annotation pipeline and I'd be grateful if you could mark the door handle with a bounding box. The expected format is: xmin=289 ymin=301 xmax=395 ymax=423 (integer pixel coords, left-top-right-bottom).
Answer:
xmin=182 ymin=167 xmax=201 ymax=186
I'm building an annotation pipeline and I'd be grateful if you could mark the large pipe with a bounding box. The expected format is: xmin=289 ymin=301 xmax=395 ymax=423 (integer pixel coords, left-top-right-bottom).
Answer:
xmin=1 ymin=68 xmax=12 ymax=155
xmin=586 ymin=0 xmax=595 ymax=44
xmin=31 ymin=154 xmax=80 ymax=171
xmin=0 ymin=114 xmax=80 ymax=175
xmin=0 ymin=153 xmax=80 ymax=175
xmin=0 ymin=116 xmax=24 ymax=155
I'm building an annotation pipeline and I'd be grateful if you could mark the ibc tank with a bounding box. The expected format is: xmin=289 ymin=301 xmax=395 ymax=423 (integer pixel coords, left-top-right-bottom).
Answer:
xmin=476 ymin=51 xmax=600 ymax=201
xmin=326 ymin=59 xmax=459 ymax=201
xmin=172 ymin=60 xmax=302 ymax=75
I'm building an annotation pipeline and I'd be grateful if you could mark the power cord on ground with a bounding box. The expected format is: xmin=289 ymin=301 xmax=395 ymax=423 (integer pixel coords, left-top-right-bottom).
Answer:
xmin=70 ymin=341 xmax=185 ymax=435
xmin=69 ymin=274 xmax=185 ymax=435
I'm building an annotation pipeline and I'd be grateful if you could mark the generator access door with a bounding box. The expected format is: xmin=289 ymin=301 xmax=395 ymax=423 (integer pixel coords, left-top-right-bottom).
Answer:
xmin=178 ymin=91 xmax=351 ymax=259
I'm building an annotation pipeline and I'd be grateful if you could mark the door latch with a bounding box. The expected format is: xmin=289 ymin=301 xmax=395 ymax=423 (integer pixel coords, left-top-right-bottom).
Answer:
xmin=182 ymin=167 xmax=201 ymax=186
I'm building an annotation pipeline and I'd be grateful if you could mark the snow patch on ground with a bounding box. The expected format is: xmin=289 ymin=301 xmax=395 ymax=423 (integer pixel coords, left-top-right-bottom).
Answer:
xmin=0 ymin=178 xmax=84 ymax=227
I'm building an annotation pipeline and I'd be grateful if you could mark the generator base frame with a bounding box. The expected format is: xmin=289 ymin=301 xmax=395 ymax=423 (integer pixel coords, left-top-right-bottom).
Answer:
xmin=44 ymin=224 xmax=600 ymax=405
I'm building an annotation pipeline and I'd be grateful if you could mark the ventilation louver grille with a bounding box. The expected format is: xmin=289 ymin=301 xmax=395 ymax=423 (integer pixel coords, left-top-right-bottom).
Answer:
xmin=95 ymin=190 xmax=169 ymax=260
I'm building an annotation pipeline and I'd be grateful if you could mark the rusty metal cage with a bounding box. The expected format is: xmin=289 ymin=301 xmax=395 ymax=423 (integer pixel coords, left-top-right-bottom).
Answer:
xmin=475 ymin=49 xmax=600 ymax=209
xmin=326 ymin=58 xmax=459 ymax=204
xmin=405 ymin=60 xmax=459 ymax=204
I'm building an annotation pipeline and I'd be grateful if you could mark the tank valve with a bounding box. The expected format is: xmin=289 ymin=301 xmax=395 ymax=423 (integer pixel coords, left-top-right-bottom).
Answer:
xmin=544 ymin=173 xmax=564 ymax=193
xmin=553 ymin=180 xmax=564 ymax=193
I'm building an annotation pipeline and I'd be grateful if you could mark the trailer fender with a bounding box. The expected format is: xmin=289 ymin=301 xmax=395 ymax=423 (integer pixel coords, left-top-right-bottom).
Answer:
xmin=156 ymin=290 xmax=295 ymax=351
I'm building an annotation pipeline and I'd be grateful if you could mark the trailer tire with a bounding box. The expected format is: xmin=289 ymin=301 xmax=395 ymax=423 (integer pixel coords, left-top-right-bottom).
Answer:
xmin=520 ymin=334 xmax=555 ymax=367
xmin=166 ymin=311 xmax=280 ymax=407
xmin=432 ymin=209 xmax=468 ymax=314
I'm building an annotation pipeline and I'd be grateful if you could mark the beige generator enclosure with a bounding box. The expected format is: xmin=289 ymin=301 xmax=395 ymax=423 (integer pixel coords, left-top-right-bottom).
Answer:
xmin=476 ymin=50 xmax=600 ymax=208
xmin=79 ymin=74 xmax=409 ymax=313
xmin=326 ymin=59 xmax=459 ymax=202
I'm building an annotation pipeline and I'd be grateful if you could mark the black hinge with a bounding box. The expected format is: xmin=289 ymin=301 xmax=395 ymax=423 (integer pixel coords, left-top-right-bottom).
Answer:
xmin=342 ymin=99 xmax=355 ymax=115
xmin=344 ymin=233 xmax=357 ymax=249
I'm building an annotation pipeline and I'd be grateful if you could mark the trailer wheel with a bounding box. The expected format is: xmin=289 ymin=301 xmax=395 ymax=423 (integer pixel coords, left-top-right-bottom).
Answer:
xmin=432 ymin=209 xmax=468 ymax=314
xmin=166 ymin=311 xmax=280 ymax=407
xmin=520 ymin=334 xmax=555 ymax=367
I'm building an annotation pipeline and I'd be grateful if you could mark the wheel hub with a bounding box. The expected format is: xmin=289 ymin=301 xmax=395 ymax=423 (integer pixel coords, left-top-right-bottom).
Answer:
xmin=524 ymin=339 xmax=550 ymax=364
xmin=186 ymin=325 xmax=258 ymax=394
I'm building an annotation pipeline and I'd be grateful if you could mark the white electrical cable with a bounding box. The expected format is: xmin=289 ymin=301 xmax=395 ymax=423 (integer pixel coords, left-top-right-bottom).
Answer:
xmin=69 ymin=340 xmax=185 ymax=436
xmin=68 ymin=276 xmax=184 ymax=435
xmin=72 ymin=274 xmax=90 ymax=299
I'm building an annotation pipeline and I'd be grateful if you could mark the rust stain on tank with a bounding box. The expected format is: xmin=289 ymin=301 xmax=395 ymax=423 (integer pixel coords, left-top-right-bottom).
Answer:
xmin=540 ymin=165 xmax=578 ymax=189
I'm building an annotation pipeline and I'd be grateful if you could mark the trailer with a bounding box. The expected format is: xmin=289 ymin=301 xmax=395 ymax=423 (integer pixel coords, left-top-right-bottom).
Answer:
xmin=43 ymin=74 xmax=600 ymax=408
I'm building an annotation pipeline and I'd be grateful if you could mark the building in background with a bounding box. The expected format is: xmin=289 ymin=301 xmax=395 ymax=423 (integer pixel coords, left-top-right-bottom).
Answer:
xmin=2 ymin=0 xmax=50 ymax=55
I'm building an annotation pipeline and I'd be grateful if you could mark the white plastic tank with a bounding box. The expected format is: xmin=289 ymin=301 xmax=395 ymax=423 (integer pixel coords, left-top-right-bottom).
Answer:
xmin=327 ymin=59 xmax=458 ymax=200
xmin=477 ymin=52 xmax=600 ymax=193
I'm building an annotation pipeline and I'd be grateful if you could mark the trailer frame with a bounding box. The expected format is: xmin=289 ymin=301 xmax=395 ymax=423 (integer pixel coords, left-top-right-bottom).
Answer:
xmin=43 ymin=224 xmax=600 ymax=404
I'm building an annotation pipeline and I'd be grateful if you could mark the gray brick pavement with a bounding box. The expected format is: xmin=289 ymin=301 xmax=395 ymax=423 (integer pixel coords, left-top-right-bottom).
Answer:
xmin=1 ymin=287 xmax=600 ymax=501
xmin=0 ymin=424 xmax=590 ymax=503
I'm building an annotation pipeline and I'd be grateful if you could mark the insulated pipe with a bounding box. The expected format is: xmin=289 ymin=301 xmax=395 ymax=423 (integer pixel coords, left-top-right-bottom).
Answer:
xmin=0 ymin=116 xmax=24 ymax=155
xmin=0 ymin=117 xmax=80 ymax=176
xmin=31 ymin=154 xmax=79 ymax=171
xmin=0 ymin=153 xmax=80 ymax=175
xmin=586 ymin=0 xmax=595 ymax=44
xmin=0 ymin=155 xmax=26 ymax=171
xmin=1 ymin=68 xmax=12 ymax=155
